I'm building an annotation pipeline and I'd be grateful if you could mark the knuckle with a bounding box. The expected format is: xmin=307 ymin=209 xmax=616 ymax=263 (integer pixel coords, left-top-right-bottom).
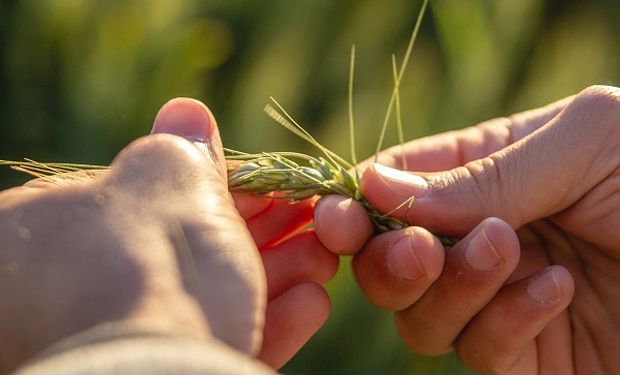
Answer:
xmin=105 ymin=134 xmax=227 ymax=197
xmin=577 ymin=85 xmax=620 ymax=104
xmin=110 ymin=134 xmax=214 ymax=191
xmin=114 ymin=134 xmax=205 ymax=172
xmin=446 ymin=156 xmax=505 ymax=214
xmin=571 ymin=85 xmax=620 ymax=122
xmin=562 ymin=85 xmax=620 ymax=174
xmin=464 ymin=157 xmax=502 ymax=191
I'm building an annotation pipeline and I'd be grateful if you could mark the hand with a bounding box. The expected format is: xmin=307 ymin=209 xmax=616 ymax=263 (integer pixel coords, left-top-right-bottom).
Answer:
xmin=151 ymin=99 xmax=338 ymax=369
xmin=0 ymin=98 xmax=336 ymax=373
xmin=315 ymin=85 xmax=620 ymax=374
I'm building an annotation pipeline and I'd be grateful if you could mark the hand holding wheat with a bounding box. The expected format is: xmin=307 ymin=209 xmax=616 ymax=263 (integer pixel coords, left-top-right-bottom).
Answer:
xmin=315 ymin=85 xmax=620 ymax=374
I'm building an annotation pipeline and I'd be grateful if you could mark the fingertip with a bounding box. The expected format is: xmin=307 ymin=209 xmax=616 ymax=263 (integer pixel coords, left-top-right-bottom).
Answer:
xmin=527 ymin=265 xmax=574 ymax=306
xmin=360 ymin=164 xmax=430 ymax=225
xmin=384 ymin=227 xmax=445 ymax=283
xmin=151 ymin=97 xmax=215 ymax=142
xmin=407 ymin=227 xmax=446 ymax=281
xmin=353 ymin=227 xmax=445 ymax=311
xmin=314 ymin=195 xmax=373 ymax=255
xmin=553 ymin=266 xmax=575 ymax=302
xmin=454 ymin=265 xmax=575 ymax=372
xmin=359 ymin=164 xmax=392 ymax=212
xmin=151 ymin=97 xmax=227 ymax=176
xmin=480 ymin=217 xmax=520 ymax=268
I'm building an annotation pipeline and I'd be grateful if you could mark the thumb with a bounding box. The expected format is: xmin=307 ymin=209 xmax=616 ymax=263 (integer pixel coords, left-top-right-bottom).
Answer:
xmin=361 ymin=86 xmax=619 ymax=236
xmin=108 ymin=98 xmax=228 ymax=198
xmin=151 ymin=97 xmax=228 ymax=178
xmin=137 ymin=98 xmax=266 ymax=355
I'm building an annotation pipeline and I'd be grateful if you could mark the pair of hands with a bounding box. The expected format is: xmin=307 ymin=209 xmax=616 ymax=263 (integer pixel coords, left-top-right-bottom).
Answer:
xmin=1 ymin=85 xmax=618 ymax=374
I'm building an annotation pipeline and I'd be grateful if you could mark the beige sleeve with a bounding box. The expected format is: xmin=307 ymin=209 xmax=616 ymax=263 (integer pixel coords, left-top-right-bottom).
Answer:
xmin=13 ymin=323 xmax=276 ymax=375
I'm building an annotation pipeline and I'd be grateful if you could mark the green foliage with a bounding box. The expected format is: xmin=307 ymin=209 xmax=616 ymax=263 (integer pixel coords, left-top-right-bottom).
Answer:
xmin=1 ymin=1 xmax=619 ymax=374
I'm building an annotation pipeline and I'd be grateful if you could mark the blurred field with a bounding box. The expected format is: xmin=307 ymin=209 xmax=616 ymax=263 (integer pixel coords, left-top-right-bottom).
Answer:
xmin=1 ymin=1 xmax=618 ymax=374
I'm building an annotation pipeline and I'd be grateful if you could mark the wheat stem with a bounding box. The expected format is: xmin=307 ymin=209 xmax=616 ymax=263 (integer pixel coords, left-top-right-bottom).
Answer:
xmin=348 ymin=44 xmax=359 ymax=180
xmin=391 ymin=55 xmax=408 ymax=170
xmin=375 ymin=0 xmax=429 ymax=161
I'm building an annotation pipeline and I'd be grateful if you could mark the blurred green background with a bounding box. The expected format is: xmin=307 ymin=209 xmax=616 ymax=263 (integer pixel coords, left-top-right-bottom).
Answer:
xmin=1 ymin=0 xmax=618 ymax=374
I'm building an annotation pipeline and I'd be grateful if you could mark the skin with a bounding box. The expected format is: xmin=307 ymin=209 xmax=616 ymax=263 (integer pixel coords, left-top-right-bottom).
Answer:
xmin=0 ymin=98 xmax=338 ymax=373
xmin=315 ymin=85 xmax=620 ymax=374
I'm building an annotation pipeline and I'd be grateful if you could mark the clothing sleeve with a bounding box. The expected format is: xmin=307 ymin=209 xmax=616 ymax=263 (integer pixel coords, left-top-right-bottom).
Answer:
xmin=13 ymin=323 xmax=276 ymax=375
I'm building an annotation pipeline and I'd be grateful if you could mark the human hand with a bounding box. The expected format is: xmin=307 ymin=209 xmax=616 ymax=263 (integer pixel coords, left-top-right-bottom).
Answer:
xmin=315 ymin=85 xmax=620 ymax=374
xmin=0 ymin=98 xmax=336 ymax=373
xmin=151 ymin=99 xmax=338 ymax=369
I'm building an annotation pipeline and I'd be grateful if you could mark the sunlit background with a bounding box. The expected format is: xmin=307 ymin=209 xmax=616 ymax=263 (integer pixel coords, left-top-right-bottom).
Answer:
xmin=1 ymin=0 xmax=619 ymax=374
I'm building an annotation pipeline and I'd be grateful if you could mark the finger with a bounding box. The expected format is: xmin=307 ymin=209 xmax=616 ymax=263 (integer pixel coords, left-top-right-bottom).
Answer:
xmin=258 ymin=283 xmax=330 ymax=369
xmin=151 ymin=97 xmax=227 ymax=177
xmin=393 ymin=218 xmax=519 ymax=355
xmin=246 ymin=198 xmax=315 ymax=249
xmin=370 ymin=95 xmax=573 ymax=172
xmin=232 ymin=192 xmax=273 ymax=220
xmin=454 ymin=266 xmax=574 ymax=374
xmin=351 ymin=226 xmax=444 ymax=311
xmin=261 ymin=230 xmax=339 ymax=301
xmin=361 ymin=86 xmax=620 ymax=236
xmin=314 ymin=195 xmax=373 ymax=255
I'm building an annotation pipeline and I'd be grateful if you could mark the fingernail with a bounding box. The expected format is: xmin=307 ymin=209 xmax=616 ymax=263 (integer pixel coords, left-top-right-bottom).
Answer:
xmin=527 ymin=267 xmax=561 ymax=304
xmin=387 ymin=236 xmax=425 ymax=280
xmin=465 ymin=223 xmax=503 ymax=271
xmin=151 ymin=98 xmax=213 ymax=142
xmin=373 ymin=163 xmax=429 ymax=198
